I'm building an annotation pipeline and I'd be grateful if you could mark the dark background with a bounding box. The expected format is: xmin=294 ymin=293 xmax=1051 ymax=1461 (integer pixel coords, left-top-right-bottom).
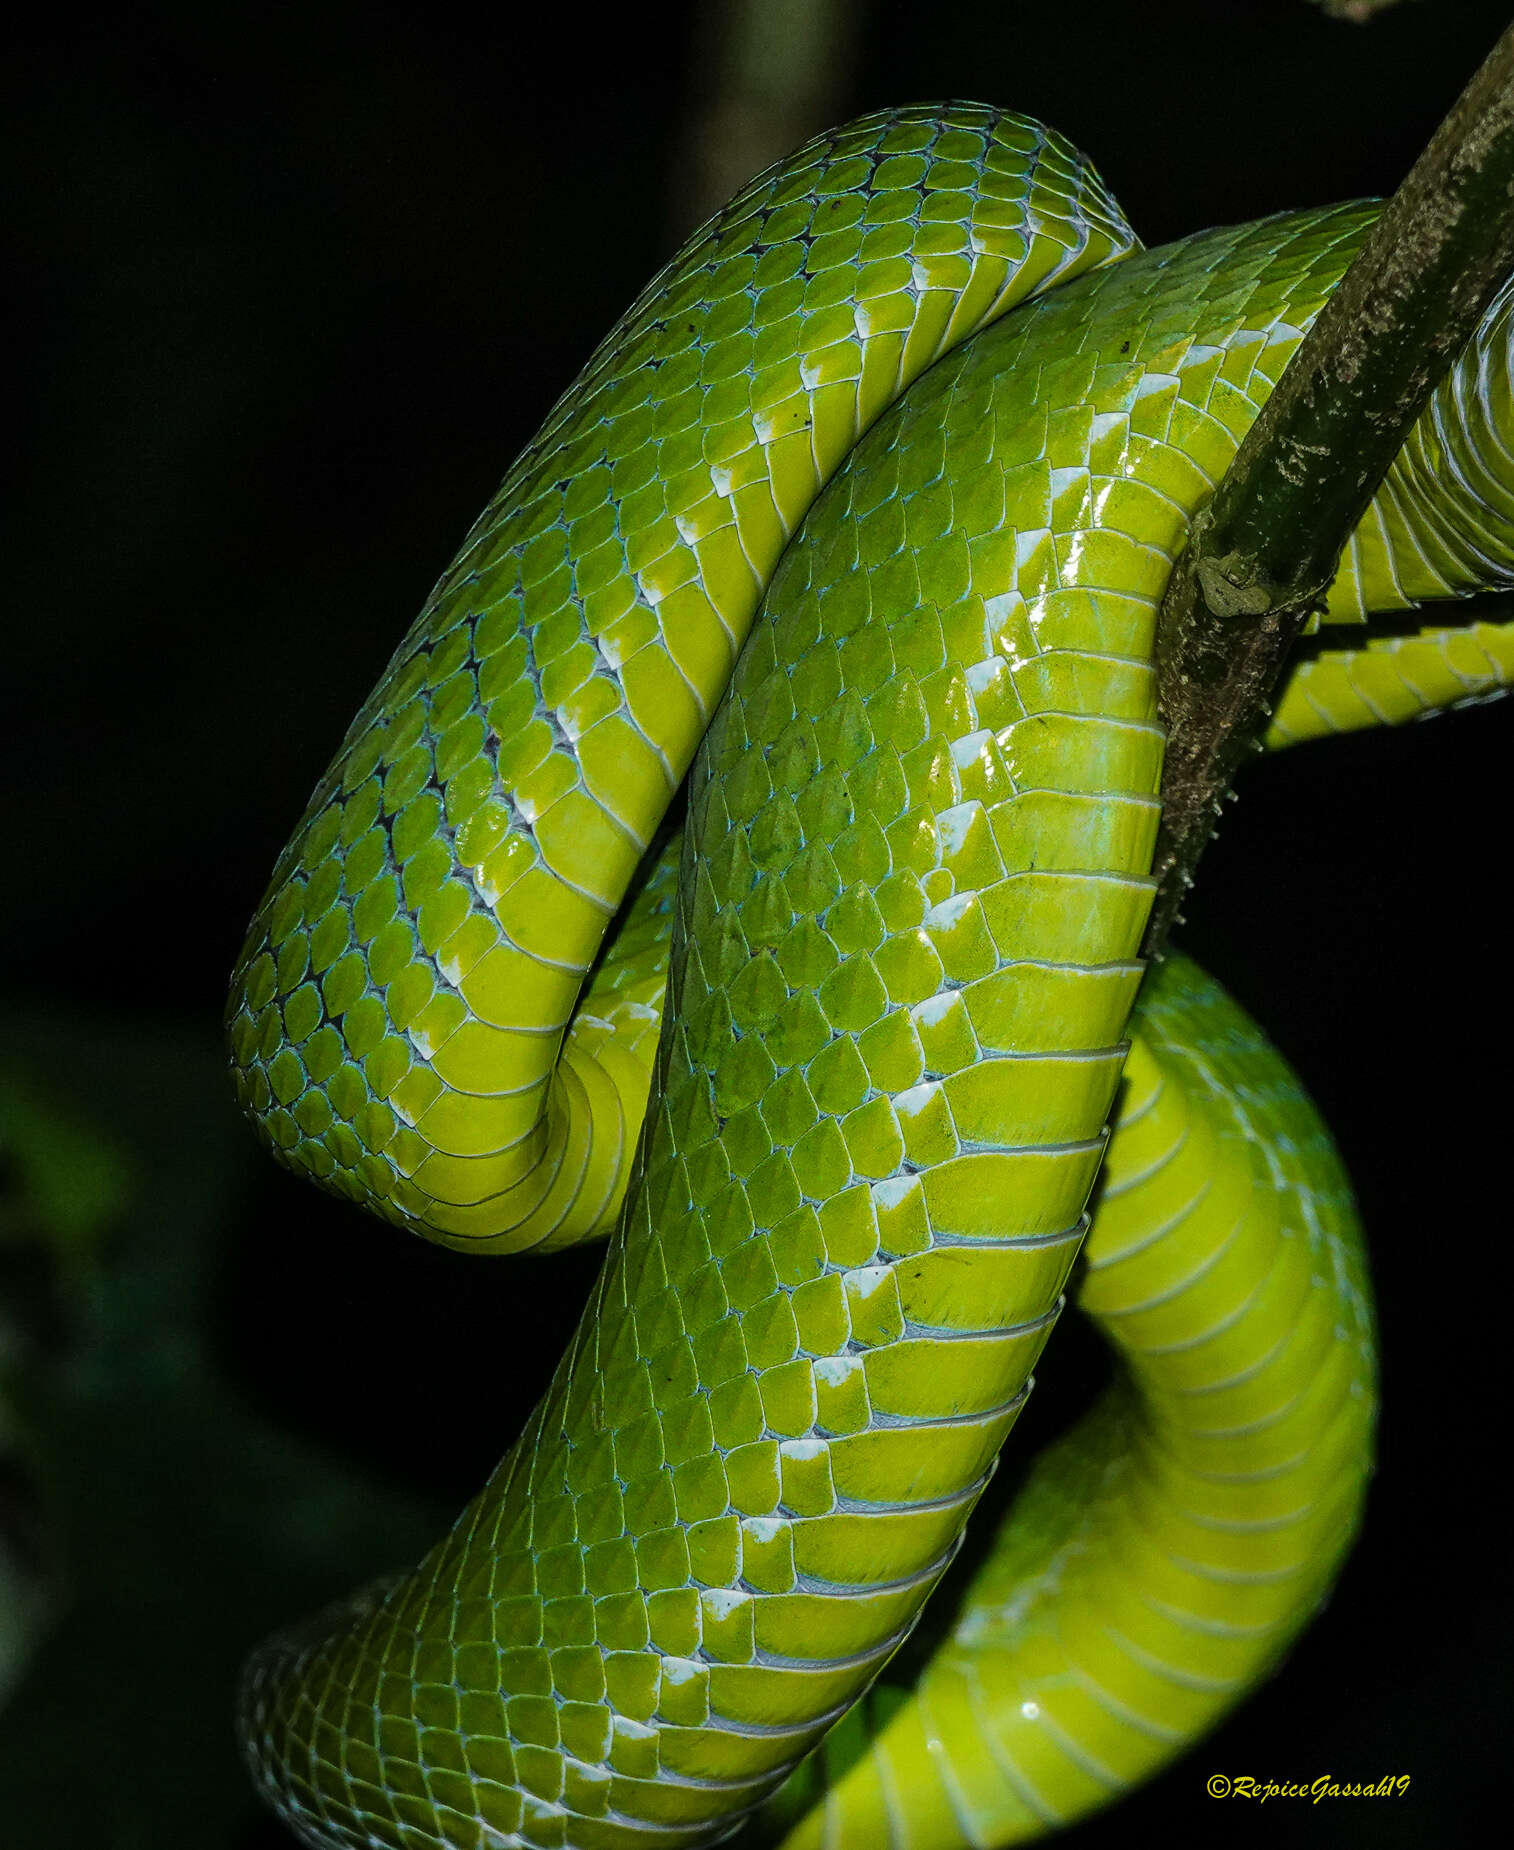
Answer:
xmin=4 ymin=2 xmax=1510 ymax=1845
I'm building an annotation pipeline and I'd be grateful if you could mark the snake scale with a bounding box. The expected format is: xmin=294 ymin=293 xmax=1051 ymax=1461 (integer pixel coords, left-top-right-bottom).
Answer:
xmin=226 ymin=106 xmax=1514 ymax=1849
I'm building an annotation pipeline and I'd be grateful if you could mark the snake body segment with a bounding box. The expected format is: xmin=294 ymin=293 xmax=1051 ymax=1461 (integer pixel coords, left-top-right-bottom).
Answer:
xmin=228 ymin=107 xmax=1514 ymax=1850
xmin=772 ymin=953 xmax=1373 ymax=1846
xmin=228 ymin=108 xmax=1137 ymax=1256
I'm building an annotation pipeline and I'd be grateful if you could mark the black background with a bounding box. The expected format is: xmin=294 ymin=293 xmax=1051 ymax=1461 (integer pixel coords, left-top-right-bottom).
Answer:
xmin=6 ymin=2 xmax=1511 ymax=1845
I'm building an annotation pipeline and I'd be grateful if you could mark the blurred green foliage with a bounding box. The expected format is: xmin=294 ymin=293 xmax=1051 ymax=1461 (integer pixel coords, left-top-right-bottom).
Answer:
xmin=0 ymin=1014 xmax=443 ymax=1848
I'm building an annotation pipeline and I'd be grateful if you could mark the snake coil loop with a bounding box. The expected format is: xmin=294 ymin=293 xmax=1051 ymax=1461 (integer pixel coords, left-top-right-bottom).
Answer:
xmin=228 ymin=105 xmax=1514 ymax=1850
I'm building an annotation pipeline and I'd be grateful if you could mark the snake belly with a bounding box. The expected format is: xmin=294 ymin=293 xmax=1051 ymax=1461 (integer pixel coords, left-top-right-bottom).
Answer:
xmin=226 ymin=107 xmax=1514 ymax=1850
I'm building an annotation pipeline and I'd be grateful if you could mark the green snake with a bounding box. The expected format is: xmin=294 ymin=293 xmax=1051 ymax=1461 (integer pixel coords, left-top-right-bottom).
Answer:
xmin=227 ymin=106 xmax=1514 ymax=1849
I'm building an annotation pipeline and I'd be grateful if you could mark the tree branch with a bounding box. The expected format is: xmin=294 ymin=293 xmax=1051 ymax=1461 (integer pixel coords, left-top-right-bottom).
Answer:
xmin=1144 ymin=21 xmax=1514 ymax=956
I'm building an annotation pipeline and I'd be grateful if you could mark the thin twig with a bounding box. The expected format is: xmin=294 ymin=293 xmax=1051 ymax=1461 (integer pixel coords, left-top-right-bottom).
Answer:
xmin=1145 ymin=21 xmax=1514 ymax=955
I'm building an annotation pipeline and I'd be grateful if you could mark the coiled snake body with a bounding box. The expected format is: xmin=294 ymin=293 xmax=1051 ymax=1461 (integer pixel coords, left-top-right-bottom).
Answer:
xmin=228 ymin=107 xmax=1514 ymax=1849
